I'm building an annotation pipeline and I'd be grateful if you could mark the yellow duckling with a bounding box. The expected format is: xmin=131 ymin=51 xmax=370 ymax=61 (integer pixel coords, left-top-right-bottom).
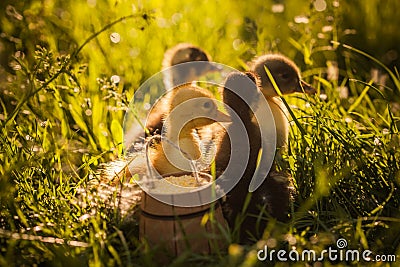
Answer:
xmin=101 ymin=45 xmax=216 ymax=182
xmin=148 ymin=84 xmax=230 ymax=175
xmin=250 ymin=54 xmax=316 ymax=149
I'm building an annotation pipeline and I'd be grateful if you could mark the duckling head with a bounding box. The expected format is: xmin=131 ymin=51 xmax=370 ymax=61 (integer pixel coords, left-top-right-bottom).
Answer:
xmin=162 ymin=43 xmax=217 ymax=89
xmin=251 ymin=54 xmax=316 ymax=97
xmin=162 ymin=43 xmax=212 ymax=68
xmin=166 ymin=84 xmax=230 ymax=134
xmin=221 ymin=71 xmax=261 ymax=120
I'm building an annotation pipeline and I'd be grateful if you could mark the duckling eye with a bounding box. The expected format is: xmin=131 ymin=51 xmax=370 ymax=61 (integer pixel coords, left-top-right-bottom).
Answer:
xmin=202 ymin=101 xmax=212 ymax=109
xmin=279 ymin=73 xmax=290 ymax=80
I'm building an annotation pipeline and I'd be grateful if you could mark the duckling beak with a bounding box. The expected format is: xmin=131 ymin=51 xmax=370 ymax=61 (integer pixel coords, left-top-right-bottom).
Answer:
xmin=297 ymin=80 xmax=317 ymax=94
xmin=214 ymin=110 xmax=231 ymax=122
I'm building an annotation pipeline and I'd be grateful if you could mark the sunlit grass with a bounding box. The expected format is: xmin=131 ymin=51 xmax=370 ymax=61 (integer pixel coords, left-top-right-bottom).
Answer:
xmin=0 ymin=0 xmax=399 ymax=266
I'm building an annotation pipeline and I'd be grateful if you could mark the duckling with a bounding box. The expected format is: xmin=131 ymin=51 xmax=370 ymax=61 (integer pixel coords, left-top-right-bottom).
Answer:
xmin=250 ymin=54 xmax=316 ymax=149
xmin=101 ymin=44 xmax=215 ymax=183
xmin=249 ymin=54 xmax=316 ymax=218
xmin=218 ymin=55 xmax=316 ymax=242
xmin=146 ymin=43 xmax=215 ymax=136
xmin=214 ymin=71 xmax=261 ymax=172
xmin=216 ymin=55 xmax=315 ymax=183
xmin=215 ymin=71 xmax=264 ymax=241
xmin=162 ymin=43 xmax=214 ymax=89
xmin=148 ymin=84 xmax=230 ymax=175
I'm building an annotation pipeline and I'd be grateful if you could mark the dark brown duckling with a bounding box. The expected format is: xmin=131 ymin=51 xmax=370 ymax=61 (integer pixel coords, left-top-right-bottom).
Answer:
xmin=218 ymin=55 xmax=316 ymax=243
xmin=214 ymin=71 xmax=261 ymax=172
xmin=215 ymin=72 xmax=291 ymax=243
xmin=214 ymin=71 xmax=264 ymax=242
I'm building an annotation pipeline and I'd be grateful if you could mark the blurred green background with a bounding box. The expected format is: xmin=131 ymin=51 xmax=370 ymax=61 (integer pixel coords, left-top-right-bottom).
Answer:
xmin=1 ymin=0 xmax=399 ymax=76
xmin=1 ymin=0 xmax=399 ymax=155
xmin=1 ymin=0 xmax=399 ymax=266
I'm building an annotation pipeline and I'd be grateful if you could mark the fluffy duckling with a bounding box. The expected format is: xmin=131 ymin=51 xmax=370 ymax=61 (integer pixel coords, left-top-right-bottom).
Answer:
xmin=101 ymin=44 xmax=215 ymax=183
xmin=215 ymin=72 xmax=262 ymax=235
xmin=146 ymin=43 xmax=215 ymax=136
xmin=216 ymin=55 xmax=315 ymax=181
xmin=218 ymin=55 xmax=316 ymax=242
xmin=162 ymin=43 xmax=214 ymax=89
xmin=249 ymin=54 xmax=316 ymax=220
xmin=214 ymin=72 xmax=261 ymax=173
xmin=148 ymin=84 xmax=230 ymax=175
xmin=250 ymin=54 xmax=316 ymax=149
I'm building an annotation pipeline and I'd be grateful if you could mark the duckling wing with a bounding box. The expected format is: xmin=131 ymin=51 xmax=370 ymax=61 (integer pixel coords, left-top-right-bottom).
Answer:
xmin=248 ymin=96 xmax=277 ymax=192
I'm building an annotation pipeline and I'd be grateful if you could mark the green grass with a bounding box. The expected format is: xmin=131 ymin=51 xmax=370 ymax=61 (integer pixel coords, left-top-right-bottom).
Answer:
xmin=1 ymin=0 xmax=400 ymax=266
